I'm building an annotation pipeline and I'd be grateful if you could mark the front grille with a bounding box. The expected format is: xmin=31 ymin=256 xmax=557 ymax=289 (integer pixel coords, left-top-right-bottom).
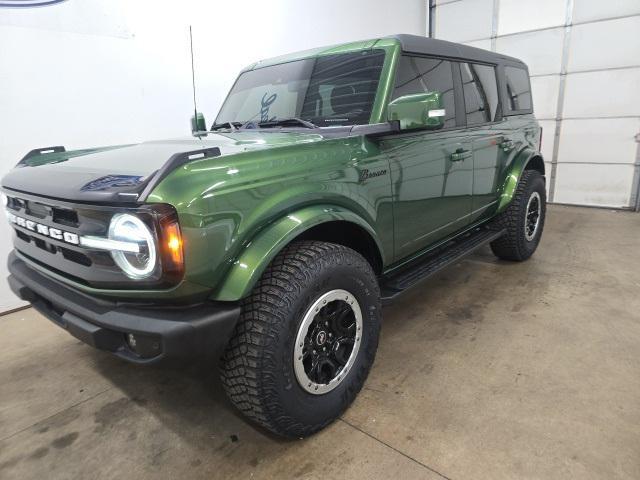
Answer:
xmin=60 ymin=246 xmax=92 ymax=267
xmin=15 ymin=226 xmax=91 ymax=266
xmin=15 ymin=229 xmax=31 ymax=243
xmin=5 ymin=192 xmax=143 ymax=288
xmin=52 ymin=207 xmax=79 ymax=227
xmin=4 ymin=191 xmax=178 ymax=289
xmin=25 ymin=201 xmax=49 ymax=219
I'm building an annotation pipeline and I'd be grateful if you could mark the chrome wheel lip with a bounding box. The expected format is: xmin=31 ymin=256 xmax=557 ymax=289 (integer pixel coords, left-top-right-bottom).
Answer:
xmin=524 ymin=191 xmax=541 ymax=241
xmin=293 ymin=289 xmax=363 ymax=395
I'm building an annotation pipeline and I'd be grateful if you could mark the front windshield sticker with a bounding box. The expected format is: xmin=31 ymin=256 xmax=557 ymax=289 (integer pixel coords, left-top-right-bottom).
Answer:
xmin=261 ymin=93 xmax=277 ymax=122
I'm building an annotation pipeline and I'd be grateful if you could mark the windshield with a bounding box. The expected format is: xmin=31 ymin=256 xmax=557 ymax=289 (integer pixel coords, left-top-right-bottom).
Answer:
xmin=215 ymin=49 xmax=386 ymax=128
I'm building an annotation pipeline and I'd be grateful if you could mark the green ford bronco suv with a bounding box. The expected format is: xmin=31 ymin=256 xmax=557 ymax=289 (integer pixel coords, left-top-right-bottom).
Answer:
xmin=2 ymin=35 xmax=545 ymax=438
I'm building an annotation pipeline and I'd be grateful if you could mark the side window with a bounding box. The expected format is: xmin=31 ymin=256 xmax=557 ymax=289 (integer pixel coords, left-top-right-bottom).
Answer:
xmin=460 ymin=63 xmax=500 ymax=125
xmin=300 ymin=50 xmax=386 ymax=125
xmin=392 ymin=56 xmax=456 ymax=128
xmin=504 ymin=66 xmax=532 ymax=111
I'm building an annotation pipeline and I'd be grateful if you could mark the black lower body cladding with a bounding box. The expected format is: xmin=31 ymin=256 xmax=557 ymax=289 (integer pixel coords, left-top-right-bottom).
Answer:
xmin=7 ymin=252 xmax=240 ymax=364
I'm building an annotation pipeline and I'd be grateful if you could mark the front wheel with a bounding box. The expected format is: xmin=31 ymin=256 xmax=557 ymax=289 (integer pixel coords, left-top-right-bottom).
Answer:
xmin=220 ymin=241 xmax=381 ymax=438
xmin=490 ymin=169 xmax=546 ymax=261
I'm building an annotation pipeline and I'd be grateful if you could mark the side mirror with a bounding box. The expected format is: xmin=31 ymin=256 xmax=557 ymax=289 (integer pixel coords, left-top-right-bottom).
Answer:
xmin=190 ymin=112 xmax=206 ymax=135
xmin=387 ymin=92 xmax=445 ymax=131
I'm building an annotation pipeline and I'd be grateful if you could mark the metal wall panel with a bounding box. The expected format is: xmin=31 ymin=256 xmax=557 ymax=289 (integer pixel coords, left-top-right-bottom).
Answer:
xmin=538 ymin=119 xmax=557 ymax=161
xmin=563 ymin=68 xmax=640 ymax=118
xmin=530 ymin=75 xmax=561 ymax=119
xmin=544 ymin=163 xmax=553 ymax=198
xmin=435 ymin=0 xmax=494 ymax=42
xmin=553 ymin=163 xmax=636 ymax=208
xmin=463 ymin=39 xmax=492 ymax=51
xmin=539 ymin=119 xmax=556 ymax=200
xmin=558 ymin=118 xmax=640 ymax=165
xmin=495 ymin=28 xmax=564 ymax=75
xmin=572 ymin=0 xmax=640 ymax=24
xmin=568 ymin=17 xmax=640 ymax=72
xmin=497 ymin=0 xmax=566 ymax=36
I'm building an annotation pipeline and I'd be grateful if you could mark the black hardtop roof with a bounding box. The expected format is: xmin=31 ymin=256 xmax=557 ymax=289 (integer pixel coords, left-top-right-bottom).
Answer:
xmin=388 ymin=34 xmax=528 ymax=69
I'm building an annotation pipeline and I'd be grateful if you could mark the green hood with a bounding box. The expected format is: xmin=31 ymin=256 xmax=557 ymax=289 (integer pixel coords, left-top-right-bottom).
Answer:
xmin=1 ymin=131 xmax=329 ymax=203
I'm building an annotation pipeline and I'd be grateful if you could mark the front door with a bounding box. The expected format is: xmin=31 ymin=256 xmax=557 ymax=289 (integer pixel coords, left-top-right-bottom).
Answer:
xmin=384 ymin=131 xmax=473 ymax=260
xmin=384 ymin=55 xmax=473 ymax=262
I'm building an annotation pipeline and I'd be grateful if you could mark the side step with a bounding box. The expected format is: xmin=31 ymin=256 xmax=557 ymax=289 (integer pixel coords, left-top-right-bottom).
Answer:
xmin=380 ymin=227 xmax=505 ymax=304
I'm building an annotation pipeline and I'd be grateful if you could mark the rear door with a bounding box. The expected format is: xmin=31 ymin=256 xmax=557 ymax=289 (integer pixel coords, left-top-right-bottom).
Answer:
xmin=382 ymin=56 xmax=473 ymax=261
xmin=459 ymin=62 xmax=509 ymax=223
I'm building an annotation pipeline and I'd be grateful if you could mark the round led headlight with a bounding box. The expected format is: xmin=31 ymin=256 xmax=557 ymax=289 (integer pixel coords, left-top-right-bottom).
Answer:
xmin=109 ymin=214 xmax=156 ymax=279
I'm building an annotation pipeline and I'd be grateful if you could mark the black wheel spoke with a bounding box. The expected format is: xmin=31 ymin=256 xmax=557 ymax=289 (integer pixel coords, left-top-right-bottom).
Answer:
xmin=332 ymin=337 xmax=355 ymax=365
xmin=330 ymin=306 xmax=355 ymax=335
xmin=335 ymin=303 xmax=352 ymax=321
xmin=321 ymin=358 xmax=339 ymax=380
xmin=326 ymin=302 xmax=351 ymax=324
xmin=309 ymin=357 xmax=322 ymax=380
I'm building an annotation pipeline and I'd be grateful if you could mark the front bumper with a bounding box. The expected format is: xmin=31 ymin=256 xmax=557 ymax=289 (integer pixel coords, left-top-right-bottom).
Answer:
xmin=7 ymin=252 xmax=240 ymax=364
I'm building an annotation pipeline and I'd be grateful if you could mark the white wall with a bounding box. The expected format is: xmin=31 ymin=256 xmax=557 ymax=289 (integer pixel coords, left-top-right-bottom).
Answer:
xmin=433 ymin=0 xmax=640 ymax=209
xmin=0 ymin=0 xmax=426 ymax=312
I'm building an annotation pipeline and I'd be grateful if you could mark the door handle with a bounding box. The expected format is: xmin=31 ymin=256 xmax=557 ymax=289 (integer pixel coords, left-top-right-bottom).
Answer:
xmin=449 ymin=148 xmax=472 ymax=162
xmin=500 ymin=140 xmax=515 ymax=151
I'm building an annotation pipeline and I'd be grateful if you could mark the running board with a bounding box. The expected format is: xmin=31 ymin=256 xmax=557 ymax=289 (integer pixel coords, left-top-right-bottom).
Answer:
xmin=380 ymin=227 xmax=505 ymax=304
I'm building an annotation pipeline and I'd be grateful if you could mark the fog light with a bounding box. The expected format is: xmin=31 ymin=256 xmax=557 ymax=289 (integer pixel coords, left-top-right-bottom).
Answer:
xmin=124 ymin=332 xmax=162 ymax=358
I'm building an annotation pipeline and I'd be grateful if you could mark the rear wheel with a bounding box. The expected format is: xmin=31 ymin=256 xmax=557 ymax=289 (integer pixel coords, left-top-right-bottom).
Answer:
xmin=490 ymin=169 xmax=546 ymax=261
xmin=220 ymin=240 xmax=381 ymax=438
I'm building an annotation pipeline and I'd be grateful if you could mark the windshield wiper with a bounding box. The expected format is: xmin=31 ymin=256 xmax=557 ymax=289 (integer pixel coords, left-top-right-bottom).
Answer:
xmin=257 ymin=117 xmax=317 ymax=129
xmin=210 ymin=121 xmax=243 ymax=131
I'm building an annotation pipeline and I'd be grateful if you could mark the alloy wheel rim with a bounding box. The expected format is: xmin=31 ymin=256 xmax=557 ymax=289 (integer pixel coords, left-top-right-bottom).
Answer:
xmin=293 ymin=289 xmax=363 ymax=395
xmin=524 ymin=191 xmax=541 ymax=241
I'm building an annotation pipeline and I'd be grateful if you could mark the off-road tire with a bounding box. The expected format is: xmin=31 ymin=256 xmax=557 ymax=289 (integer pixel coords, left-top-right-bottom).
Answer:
xmin=490 ymin=169 xmax=546 ymax=261
xmin=220 ymin=240 xmax=381 ymax=438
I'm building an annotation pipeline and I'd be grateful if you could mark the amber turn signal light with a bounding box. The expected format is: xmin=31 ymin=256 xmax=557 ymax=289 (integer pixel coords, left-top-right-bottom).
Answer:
xmin=165 ymin=222 xmax=183 ymax=265
xmin=157 ymin=215 xmax=184 ymax=284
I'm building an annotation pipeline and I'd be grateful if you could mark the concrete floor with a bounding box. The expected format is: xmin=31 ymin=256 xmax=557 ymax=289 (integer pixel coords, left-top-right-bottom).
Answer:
xmin=0 ymin=205 xmax=639 ymax=480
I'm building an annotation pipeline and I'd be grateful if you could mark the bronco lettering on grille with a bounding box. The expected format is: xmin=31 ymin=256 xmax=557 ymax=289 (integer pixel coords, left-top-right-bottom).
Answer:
xmin=5 ymin=211 xmax=80 ymax=245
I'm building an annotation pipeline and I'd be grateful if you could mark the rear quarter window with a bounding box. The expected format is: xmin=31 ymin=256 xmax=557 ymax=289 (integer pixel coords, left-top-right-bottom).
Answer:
xmin=504 ymin=66 xmax=532 ymax=113
xmin=461 ymin=63 xmax=501 ymax=125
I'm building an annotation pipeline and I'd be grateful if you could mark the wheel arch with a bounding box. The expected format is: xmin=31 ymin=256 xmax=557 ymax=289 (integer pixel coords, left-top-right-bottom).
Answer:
xmin=497 ymin=150 xmax=545 ymax=213
xmin=210 ymin=205 xmax=385 ymax=301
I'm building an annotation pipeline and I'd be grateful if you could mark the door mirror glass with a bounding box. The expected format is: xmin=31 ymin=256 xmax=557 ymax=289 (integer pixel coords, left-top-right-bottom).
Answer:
xmin=191 ymin=112 xmax=206 ymax=135
xmin=387 ymin=92 xmax=445 ymax=131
